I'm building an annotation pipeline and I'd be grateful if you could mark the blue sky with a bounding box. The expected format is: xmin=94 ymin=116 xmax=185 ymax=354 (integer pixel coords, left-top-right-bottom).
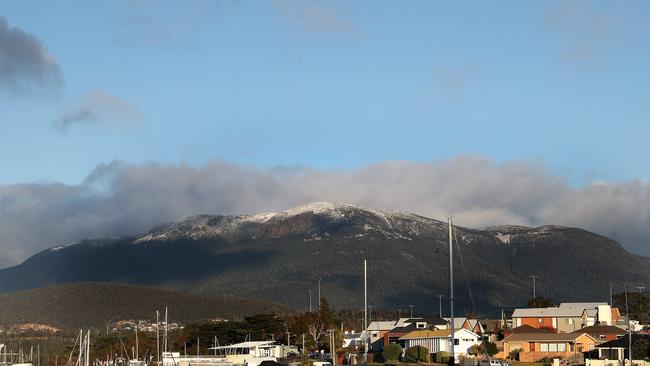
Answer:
xmin=2 ymin=1 xmax=650 ymax=266
xmin=1 ymin=0 xmax=649 ymax=185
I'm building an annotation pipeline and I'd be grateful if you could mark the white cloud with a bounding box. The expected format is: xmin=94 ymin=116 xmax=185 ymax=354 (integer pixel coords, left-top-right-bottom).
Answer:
xmin=0 ymin=156 xmax=649 ymax=268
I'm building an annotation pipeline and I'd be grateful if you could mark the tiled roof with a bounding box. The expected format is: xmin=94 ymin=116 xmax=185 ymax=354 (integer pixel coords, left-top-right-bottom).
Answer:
xmin=573 ymin=325 xmax=626 ymax=335
xmin=510 ymin=325 xmax=554 ymax=334
xmin=504 ymin=332 xmax=589 ymax=342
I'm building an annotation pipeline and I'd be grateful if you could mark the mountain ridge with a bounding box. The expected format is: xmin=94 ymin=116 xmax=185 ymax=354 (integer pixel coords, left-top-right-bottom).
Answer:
xmin=0 ymin=202 xmax=646 ymax=313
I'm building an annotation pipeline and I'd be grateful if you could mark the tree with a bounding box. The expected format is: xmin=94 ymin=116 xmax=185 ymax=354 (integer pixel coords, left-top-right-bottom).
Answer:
xmin=632 ymin=338 xmax=650 ymax=359
xmin=471 ymin=342 xmax=498 ymax=356
xmin=508 ymin=348 xmax=522 ymax=361
xmin=319 ymin=298 xmax=337 ymax=326
xmin=527 ymin=297 xmax=554 ymax=308
xmin=305 ymin=313 xmax=327 ymax=350
xmin=404 ymin=345 xmax=429 ymax=362
xmin=382 ymin=343 xmax=402 ymax=361
xmin=613 ymin=292 xmax=650 ymax=317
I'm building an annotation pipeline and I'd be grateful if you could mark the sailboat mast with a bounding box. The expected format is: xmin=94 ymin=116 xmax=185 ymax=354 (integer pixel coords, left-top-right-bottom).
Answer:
xmin=135 ymin=328 xmax=139 ymax=361
xmin=164 ymin=307 xmax=168 ymax=353
xmin=448 ymin=217 xmax=455 ymax=365
xmin=363 ymin=259 xmax=368 ymax=363
xmin=156 ymin=311 xmax=160 ymax=364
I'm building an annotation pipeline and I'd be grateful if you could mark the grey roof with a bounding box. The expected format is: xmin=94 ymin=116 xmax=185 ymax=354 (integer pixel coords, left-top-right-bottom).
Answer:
xmin=511 ymin=307 xmax=579 ymax=318
xmin=559 ymin=302 xmax=607 ymax=310
xmin=444 ymin=317 xmax=467 ymax=329
xmin=513 ymin=303 xmax=610 ymax=319
xmin=367 ymin=321 xmax=396 ymax=331
xmin=584 ymin=309 xmax=598 ymax=317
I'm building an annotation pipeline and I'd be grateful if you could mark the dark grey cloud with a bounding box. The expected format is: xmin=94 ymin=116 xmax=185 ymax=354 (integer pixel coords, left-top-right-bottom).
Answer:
xmin=56 ymin=90 xmax=143 ymax=129
xmin=0 ymin=17 xmax=62 ymax=93
xmin=1 ymin=157 xmax=649 ymax=268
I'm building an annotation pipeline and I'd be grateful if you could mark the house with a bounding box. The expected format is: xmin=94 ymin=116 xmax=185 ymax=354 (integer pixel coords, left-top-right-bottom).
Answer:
xmin=589 ymin=334 xmax=636 ymax=360
xmin=399 ymin=328 xmax=481 ymax=360
xmin=587 ymin=334 xmax=650 ymax=361
xmin=511 ymin=303 xmax=620 ymax=333
xmin=574 ymin=325 xmax=627 ymax=343
xmin=343 ymin=331 xmax=363 ymax=348
xmin=503 ymin=332 xmax=598 ymax=362
xmin=383 ymin=324 xmax=418 ymax=347
xmin=367 ymin=317 xmax=432 ymax=351
xmin=367 ymin=321 xmax=397 ymax=351
xmin=443 ymin=317 xmax=485 ymax=334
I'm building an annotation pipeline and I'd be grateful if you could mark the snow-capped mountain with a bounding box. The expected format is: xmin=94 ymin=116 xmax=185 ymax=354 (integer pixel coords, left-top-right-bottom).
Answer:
xmin=0 ymin=202 xmax=647 ymax=312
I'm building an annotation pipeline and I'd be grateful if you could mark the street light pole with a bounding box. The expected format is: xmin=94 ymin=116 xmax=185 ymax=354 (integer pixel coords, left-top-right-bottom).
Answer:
xmin=437 ymin=295 xmax=444 ymax=318
xmin=409 ymin=305 xmax=414 ymax=318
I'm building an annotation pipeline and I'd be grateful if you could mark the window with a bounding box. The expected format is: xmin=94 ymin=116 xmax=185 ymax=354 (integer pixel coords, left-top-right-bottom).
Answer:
xmin=454 ymin=339 xmax=459 ymax=345
xmin=540 ymin=343 xmax=566 ymax=352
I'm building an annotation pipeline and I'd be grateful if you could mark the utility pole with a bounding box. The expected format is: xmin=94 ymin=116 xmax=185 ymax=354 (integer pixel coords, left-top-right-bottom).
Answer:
xmin=610 ymin=283 xmax=614 ymax=306
xmin=625 ymin=281 xmax=631 ymax=366
xmin=309 ymin=290 xmax=312 ymax=312
xmin=531 ymin=275 xmax=538 ymax=299
xmin=409 ymin=305 xmax=414 ymax=318
xmin=437 ymin=295 xmax=444 ymax=318
xmin=330 ymin=329 xmax=336 ymax=366
xmin=448 ymin=217 xmax=455 ymax=366
xmin=318 ymin=279 xmax=322 ymax=311
xmin=302 ymin=334 xmax=305 ymax=355
xmin=636 ymin=285 xmax=645 ymax=293
xmin=363 ymin=259 xmax=368 ymax=363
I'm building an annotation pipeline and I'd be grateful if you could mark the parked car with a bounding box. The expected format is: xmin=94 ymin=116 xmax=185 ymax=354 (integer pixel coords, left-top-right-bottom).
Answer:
xmin=479 ymin=360 xmax=506 ymax=366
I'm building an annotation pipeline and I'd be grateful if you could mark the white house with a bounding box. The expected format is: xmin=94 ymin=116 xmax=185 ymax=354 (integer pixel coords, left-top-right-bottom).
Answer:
xmin=399 ymin=328 xmax=480 ymax=361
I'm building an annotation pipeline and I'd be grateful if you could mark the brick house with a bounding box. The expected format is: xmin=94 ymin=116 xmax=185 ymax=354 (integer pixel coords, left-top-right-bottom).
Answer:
xmin=503 ymin=332 xmax=597 ymax=362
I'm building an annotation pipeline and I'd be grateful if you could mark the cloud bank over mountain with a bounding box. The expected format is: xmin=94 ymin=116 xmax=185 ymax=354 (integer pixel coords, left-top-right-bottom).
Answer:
xmin=0 ymin=156 xmax=648 ymax=268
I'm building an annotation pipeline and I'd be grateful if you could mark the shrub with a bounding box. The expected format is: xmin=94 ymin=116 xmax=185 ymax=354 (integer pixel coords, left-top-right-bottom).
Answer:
xmin=436 ymin=351 xmax=452 ymax=364
xmin=507 ymin=348 xmax=521 ymax=361
xmin=404 ymin=345 xmax=430 ymax=363
xmin=382 ymin=343 xmax=402 ymax=361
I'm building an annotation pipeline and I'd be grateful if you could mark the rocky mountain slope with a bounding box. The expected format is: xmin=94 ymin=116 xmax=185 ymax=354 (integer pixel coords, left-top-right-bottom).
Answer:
xmin=0 ymin=202 xmax=647 ymax=313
